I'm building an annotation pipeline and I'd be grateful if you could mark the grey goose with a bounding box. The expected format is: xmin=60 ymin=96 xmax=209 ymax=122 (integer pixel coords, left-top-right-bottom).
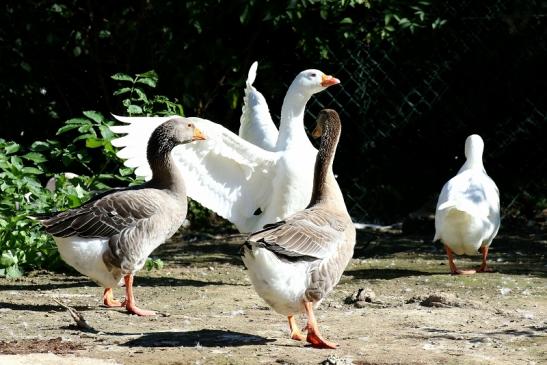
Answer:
xmin=241 ymin=109 xmax=356 ymax=349
xmin=40 ymin=117 xmax=205 ymax=316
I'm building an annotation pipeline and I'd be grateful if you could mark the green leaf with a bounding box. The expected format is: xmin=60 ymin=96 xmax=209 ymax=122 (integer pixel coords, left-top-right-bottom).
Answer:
xmin=127 ymin=105 xmax=143 ymax=114
xmin=22 ymin=167 xmax=43 ymax=174
xmin=4 ymin=142 xmax=21 ymax=155
xmin=340 ymin=17 xmax=353 ymax=24
xmin=1 ymin=251 xmax=18 ymax=266
xmin=113 ymin=87 xmax=132 ymax=96
xmin=134 ymin=88 xmax=149 ymax=103
xmin=6 ymin=265 xmax=23 ymax=278
xmin=98 ymin=125 xmax=115 ymax=140
xmin=83 ymin=111 xmax=105 ymax=124
xmin=56 ymin=124 xmax=81 ymax=135
xmin=137 ymin=70 xmax=158 ymax=80
xmin=85 ymin=138 xmax=104 ymax=148
xmin=136 ymin=78 xmax=157 ymax=88
xmin=111 ymin=73 xmax=133 ymax=82
xmin=30 ymin=141 xmax=51 ymax=152
xmin=22 ymin=152 xmax=47 ymax=164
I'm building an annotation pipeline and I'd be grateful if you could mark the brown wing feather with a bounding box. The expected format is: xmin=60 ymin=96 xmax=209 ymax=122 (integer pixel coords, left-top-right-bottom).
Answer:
xmin=41 ymin=188 xmax=161 ymax=239
xmin=247 ymin=207 xmax=345 ymax=259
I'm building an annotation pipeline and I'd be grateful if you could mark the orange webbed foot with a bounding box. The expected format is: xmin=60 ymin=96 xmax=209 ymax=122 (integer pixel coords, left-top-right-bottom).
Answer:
xmin=103 ymin=288 xmax=123 ymax=307
xmin=306 ymin=330 xmax=337 ymax=349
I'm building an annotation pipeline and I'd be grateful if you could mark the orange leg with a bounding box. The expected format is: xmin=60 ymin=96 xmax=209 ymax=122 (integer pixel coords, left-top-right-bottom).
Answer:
xmin=102 ymin=288 xmax=123 ymax=307
xmin=444 ymin=245 xmax=476 ymax=275
xmin=288 ymin=315 xmax=305 ymax=341
xmin=303 ymin=301 xmax=337 ymax=349
xmin=122 ymin=274 xmax=156 ymax=316
xmin=477 ymin=246 xmax=493 ymax=273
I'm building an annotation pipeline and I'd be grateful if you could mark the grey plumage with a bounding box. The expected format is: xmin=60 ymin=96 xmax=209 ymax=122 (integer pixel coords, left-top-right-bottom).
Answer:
xmin=241 ymin=109 xmax=355 ymax=348
xmin=40 ymin=117 xmax=205 ymax=315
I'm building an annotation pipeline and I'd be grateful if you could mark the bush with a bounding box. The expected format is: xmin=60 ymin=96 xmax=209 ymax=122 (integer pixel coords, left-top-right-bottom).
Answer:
xmin=0 ymin=71 xmax=202 ymax=277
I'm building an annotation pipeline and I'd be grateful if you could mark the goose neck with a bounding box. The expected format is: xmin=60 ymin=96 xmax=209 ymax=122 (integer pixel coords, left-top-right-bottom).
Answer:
xmin=147 ymin=144 xmax=186 ymax=196
xmin=276 ymin=89 xmax=311 ymax=150
xmin=308 ymin=123 xmax=340 ymax=206
xmin=459 ymin=154 xmax=485 ymax=172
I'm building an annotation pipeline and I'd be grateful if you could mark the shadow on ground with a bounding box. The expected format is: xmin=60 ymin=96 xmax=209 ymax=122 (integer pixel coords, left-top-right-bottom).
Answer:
xmin=121 ymin=329 xmax=274 ymax=347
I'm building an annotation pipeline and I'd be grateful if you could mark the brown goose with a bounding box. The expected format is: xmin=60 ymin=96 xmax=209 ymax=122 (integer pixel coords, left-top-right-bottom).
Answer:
xmin=241 ymin=109 xmax=355 ymax=349
xmin=40 ymin=117 xmax=205 ymax=316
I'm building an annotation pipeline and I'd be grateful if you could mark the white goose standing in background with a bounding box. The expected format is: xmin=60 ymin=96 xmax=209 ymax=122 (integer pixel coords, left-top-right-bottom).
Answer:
xmin=40 ymin=118 xmax=206 ymax=315
xmin=110 ymin=67 xmax=340 ymax=233
xmin=239 ymin=61 xmax=339 ymax=151
xmin=242 ymin=109 xmax=355 ymax=349
xmin=434 ymin=134 xmax=500 ymax=274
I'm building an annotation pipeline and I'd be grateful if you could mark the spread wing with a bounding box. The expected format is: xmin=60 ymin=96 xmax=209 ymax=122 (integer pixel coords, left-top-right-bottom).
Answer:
xmin=40 ymin=188 xmax=161 ymax=238
xmin=110 ymin=115 xmax=279 ymax=233
xmin=247 ymin=208 xmax=345 ymax=260
xmin=238 ymin=61 xmax=279 ymax=151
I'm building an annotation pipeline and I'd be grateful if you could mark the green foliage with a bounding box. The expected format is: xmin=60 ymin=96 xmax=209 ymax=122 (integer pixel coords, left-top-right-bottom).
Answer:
xmin=0 ymin=70 xmax=208 ymax=277
xmin=112 ymin=71 xmax=184 ymax=117
xmin=0 ymin=74 xmax=158 ymax=277
xmin=144 ymin=257 xmax=165 ymax=272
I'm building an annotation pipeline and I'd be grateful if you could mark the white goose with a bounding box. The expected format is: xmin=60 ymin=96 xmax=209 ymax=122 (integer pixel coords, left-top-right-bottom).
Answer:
xmin=434 ymin=134 xmax=500 ymax=274
xmin=239 ymin=62 xmax=339 ymax=151
xmin=110 ymin=67 xmax=340 ymax=233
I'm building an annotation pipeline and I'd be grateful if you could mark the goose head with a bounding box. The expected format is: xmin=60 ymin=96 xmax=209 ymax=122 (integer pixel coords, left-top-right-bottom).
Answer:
xmin=289 ymin=69 xmax=340 ymax=97
xmin=464 ymin=134 xmax=484 ymax=161
xmin=148 ymin=117 xmax=206 ymax=158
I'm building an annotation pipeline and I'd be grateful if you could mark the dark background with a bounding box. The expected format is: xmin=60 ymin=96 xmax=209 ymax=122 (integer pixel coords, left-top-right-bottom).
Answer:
xmin=1 ymin=0 xmax=545 ymax=225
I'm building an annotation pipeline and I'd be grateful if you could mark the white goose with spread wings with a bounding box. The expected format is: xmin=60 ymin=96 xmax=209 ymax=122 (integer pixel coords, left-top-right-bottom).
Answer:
xmin=40 ymin=118 xmax=206 ymax=316
xmin=110 ymin=68 xmax=340 ymax=233
xmin=242 ymin=109 xmax=355 ymax=349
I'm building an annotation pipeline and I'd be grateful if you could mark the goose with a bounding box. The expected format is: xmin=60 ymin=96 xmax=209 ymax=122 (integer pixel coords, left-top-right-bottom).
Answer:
xmin=40 ymin=118 xmax=206 ymax=315
xmin=110 ymin=67 xmax=340 ymax=233
xmin=434 ymin=134 xmax=500 ymax=275
xmin=241 ymin=109 xmax=355 ymax=349
xmin=238 ymin=61 xmax=339 ymax=151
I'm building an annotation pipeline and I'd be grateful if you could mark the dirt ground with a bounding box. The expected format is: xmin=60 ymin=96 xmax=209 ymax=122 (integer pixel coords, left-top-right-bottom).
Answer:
xmin=0 ymin=228 xmax=545 ymax=365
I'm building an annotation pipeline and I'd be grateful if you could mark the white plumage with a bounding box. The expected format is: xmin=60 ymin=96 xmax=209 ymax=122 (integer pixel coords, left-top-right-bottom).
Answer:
xmin=110 ymin=67 xmax=340 ymax=233
xmin=434 ymin=134 xmax=500 ymax=273
xmin=54 ymin=236 xmax=119 ymax=287
xmin=239 ymin=61 xmax=278 ymax=151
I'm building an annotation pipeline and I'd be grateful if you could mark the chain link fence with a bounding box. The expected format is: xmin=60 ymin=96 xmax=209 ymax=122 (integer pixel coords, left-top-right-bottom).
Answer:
xmin=303 ymin=0 xmax=546 ymax=225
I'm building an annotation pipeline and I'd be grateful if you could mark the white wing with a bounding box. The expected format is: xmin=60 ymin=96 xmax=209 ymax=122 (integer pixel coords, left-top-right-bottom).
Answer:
xmin=239 ymin=61 xmax=279 ymax=151
xmin=111 ymin=115 xmax=279 ymax=232
xmin=110 ymin=115 xmax=171 ymax=179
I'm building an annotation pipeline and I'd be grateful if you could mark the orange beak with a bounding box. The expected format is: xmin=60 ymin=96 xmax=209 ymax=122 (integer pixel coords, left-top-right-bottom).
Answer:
xmin=312 ymin=124 xmax=323 ymax=138
xmin=192 ymin=127 xmax=206 ymax=141
xmin=321 ymin=74 xmax=340 ymax=87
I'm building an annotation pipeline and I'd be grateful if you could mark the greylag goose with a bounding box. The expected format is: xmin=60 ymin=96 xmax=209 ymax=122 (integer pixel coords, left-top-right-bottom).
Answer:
xmin=434 ymin=134 xmax=500 ymax=274
xmin=241 ymin=109 xmax=355 ymax=349
xmin=239 ymin=61 xmax=339 ymax=151
xmin=40 ymin=117 xmax=206 ymax=315
xmin=110 ymin=66 xmax=340 ymax=233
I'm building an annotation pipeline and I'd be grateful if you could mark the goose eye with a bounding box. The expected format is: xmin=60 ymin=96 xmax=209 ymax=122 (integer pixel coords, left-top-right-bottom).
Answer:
xmin=310 ymin=72 xmax=317 ymax=78
xmin=187 ymin=123 xmax=192 ymax=128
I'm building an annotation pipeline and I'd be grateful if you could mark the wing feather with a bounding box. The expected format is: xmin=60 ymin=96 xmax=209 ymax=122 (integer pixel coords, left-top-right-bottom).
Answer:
xmin=239 ymin=61 xmax=279 ymax=151
xmin=41 ymin=189 xmax=161 ymax=239
xmin=248 ymin=209 xmax=345 ymax=259
xmin=110 ymin=115 xmax=279 ymax=232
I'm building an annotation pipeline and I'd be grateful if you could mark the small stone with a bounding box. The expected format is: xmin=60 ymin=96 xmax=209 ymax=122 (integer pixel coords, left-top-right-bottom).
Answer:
xmin=345 ymin=288 xmax=375 ymax=307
